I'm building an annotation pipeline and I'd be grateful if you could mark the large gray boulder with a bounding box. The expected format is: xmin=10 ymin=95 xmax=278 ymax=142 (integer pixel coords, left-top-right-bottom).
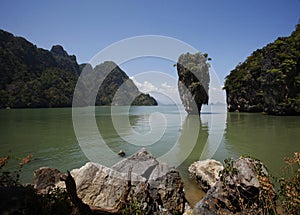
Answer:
xmin=193 ymin=157 xmax=276 ymax=215
xmin=70 ymin=162 xmax=147 ymax=210
xmin=112 ymin=148 xmax=186 ymax=214
xmin=34 ymin=148 xmax=187 ymax=214
xmin=188 ymin=159 xmax=223 ymax=192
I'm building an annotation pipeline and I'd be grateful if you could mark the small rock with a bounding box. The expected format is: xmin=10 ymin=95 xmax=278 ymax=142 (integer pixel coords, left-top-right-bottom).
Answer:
xmin=33 ymin=167 xmax=65 ymax=194
xmin=188 ymin=159 xmax=223 ymax=192
xmin=118 ymin=150 xmax=125 ymax=157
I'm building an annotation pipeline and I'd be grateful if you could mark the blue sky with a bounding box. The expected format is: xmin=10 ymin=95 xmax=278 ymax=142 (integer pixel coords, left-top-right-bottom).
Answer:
xmin=1 ymin=0 xmax=300 ymax=103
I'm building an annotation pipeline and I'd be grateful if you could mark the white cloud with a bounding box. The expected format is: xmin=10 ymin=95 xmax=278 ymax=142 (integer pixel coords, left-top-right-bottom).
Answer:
xmin=161 ymin=82 xmax=175 ymax=93
xmin=131 ymin=76 xmax=226 ymax=105
xmin=131 ymin=77 xmax=180 ymax=104
xmin=143 ymin=81 xmax=159 ymax=92
xmin=131 ymin=77 xmax=158 ymax=93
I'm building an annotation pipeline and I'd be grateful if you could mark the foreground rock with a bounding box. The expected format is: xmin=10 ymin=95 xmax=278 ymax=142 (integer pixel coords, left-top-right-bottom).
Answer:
xmin=188 ymin=159 xmax=223 ymax=192
xmin=177 ymin=52 xmax=210 ymax=115
xmin=193 ymin=157 xmax=276 ymax=215
xmin=34 ymin=167 xmax=65 ymax=194
xmin=70 ymin=162 xmax=146 ymax=210
xmin=34 ymin=148 xmax=186 ymax=214
xmin=112 ymin=148 xmax=186 ymax=213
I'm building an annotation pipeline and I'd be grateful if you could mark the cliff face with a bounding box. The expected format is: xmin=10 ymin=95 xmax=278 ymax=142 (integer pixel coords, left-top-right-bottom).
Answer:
xmin=0 ymin=30 xmax=80 ymax=108
xmin=0 ymin=29 xmax=157 ymax=108
xmin=224 ymin=24 xmax=300 ymax=115
xmin=78 ymin=61 xmax=157 ymax=106
xmin=177 ymin=52 xmax=210 ymax=115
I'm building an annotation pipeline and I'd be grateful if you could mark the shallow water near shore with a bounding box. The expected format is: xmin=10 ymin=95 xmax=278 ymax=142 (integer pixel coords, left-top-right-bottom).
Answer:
xmin=0 ymin=105 xmax=299 ymax=206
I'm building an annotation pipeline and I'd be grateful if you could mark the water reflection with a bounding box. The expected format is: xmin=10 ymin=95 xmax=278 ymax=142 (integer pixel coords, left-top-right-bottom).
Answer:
xmin=96 ymin=109 xmax=143 ymax=155
xmin=175 ymin=115 xmax=207 ymax=206
xmin=175 ymin=105 xmax=227 ymax=206
xmin=223 ymin=112 xmax=300 ymax=176
xmin=93 ymin=106 xmax=182 ymax=165
xmin=177 ymin=115 xmax=208 ymax=163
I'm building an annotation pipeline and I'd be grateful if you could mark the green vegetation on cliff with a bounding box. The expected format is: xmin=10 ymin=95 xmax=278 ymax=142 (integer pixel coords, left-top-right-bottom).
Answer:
xmin=176 ymin=52 xmax=210 ymax=115
xmin=0 ymin=30 xmax=157 ymax=108
xmin=76 ymin=61 xmax=157 ymax=106
xmin=224 ymin=23 xmax=300 ymax=115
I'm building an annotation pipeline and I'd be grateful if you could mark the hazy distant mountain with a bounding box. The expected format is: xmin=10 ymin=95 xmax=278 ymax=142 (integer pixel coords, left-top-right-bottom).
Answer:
xmin=0 ymin=29 xmax=157 ymax=108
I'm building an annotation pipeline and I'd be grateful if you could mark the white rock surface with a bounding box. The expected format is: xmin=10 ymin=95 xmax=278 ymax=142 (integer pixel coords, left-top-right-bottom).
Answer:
xmin=70 ymin=161 xmax=146 ymax=209
xmin=188 ymin=159 xmax=224 ymax=191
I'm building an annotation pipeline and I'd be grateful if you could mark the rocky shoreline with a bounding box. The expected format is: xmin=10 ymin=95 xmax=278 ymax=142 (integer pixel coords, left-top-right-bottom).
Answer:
xmin=190 ymin=157 xmax=276 ymax=214
xmin=31 ymin=148 xmax=278 ymax=215
xmin=34 ymin=148 xmax=186 ymax=214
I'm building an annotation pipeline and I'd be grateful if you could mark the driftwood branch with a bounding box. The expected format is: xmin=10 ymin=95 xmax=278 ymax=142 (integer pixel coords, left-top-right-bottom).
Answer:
xmin=61 ymin=167 xmax=133 ymax=215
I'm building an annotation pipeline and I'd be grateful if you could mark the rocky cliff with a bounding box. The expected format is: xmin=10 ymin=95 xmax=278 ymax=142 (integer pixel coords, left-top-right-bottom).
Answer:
xmin=177 ymin=52 xmax=210 ymax=115
xmin=224 ymin=23 xmax=300 ymax=115
xmin=80 ymin=61 xmax=157 ymax=106
xmin=0 ymin=29 xmax=157 ymax=108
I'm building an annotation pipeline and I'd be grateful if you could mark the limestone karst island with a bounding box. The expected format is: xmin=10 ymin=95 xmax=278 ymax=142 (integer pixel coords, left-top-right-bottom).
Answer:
xmin=0 ymin=1 xmax=299 ymax=215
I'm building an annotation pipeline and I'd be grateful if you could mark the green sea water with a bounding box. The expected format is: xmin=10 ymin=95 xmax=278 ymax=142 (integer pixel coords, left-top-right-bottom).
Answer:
xmin=0 ymin=105 xmax=299 ymax=205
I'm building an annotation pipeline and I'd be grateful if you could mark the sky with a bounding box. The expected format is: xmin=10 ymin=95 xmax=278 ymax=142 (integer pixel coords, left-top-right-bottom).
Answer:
xmin=0 ymin=0 xmax=299 ymax=103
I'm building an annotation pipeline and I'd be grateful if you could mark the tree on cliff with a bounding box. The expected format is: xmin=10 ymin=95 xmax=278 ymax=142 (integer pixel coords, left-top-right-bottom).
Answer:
xmin=224 ymin=23 xmax=300 ymax=115
xmin=0 ymin=29 xmax=157 ymax=108
xmin=176 ymin=52 xmax=210 ymax=114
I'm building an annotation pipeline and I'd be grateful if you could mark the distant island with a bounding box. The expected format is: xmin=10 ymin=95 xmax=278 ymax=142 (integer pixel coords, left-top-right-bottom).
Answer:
xmin=0 ymin=29 xmax=157 ymax=108
xmin=2 ymin=21 xmax=300 ymax=115
xmin=224 ymin=23 xmax=300 ymax=115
